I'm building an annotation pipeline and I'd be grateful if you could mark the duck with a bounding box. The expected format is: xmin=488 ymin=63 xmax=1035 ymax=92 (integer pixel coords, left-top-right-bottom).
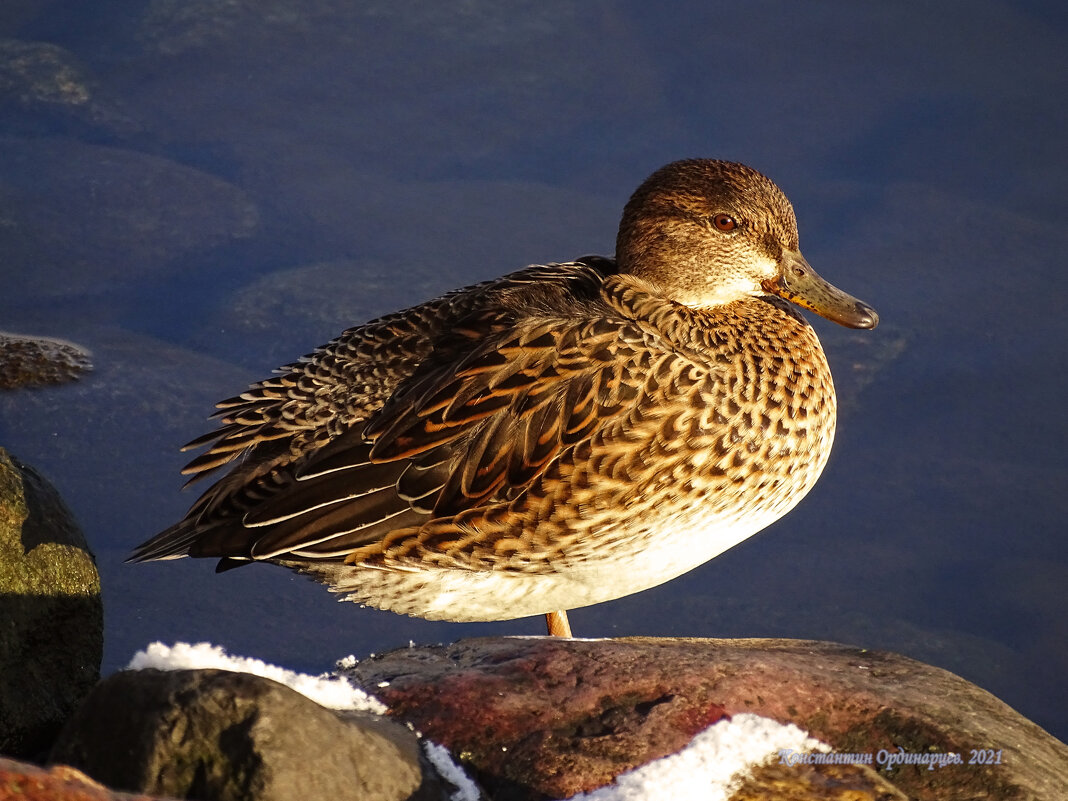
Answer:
xmin=130 ymin=159 xmax=877 ymax=637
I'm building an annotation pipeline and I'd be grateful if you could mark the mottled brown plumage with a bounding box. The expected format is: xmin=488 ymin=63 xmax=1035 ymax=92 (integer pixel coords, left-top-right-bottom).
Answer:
xmin=131 ymin=159 xmax=877 ymax=632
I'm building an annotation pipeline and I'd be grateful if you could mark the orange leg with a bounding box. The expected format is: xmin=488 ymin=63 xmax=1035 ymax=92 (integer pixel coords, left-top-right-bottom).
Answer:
xmin=545 ymin=610 xmax=572 ymax=637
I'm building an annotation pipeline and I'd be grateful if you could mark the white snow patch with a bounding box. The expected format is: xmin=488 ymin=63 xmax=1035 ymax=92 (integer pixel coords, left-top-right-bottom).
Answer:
xmin=128 ymin=641 xmax=386 ymax=714
xmin=568 ymin=713 xmax=828 ymax=801
xmin=422 ymin=741 xmax=483 ymax=801
xmin=335 ymin=654 xmax=359 ymax=670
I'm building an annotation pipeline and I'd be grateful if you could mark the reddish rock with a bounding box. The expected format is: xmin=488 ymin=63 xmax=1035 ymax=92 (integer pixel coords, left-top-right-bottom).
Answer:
xmin=344 ymin=636 xmax=1068 ymax=801
xmin=0 ymin=756 xmax=175 ymax=800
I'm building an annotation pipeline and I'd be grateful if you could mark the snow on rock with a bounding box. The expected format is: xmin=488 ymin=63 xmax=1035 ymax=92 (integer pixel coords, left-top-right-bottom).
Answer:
xmin=569 ymin=713 xmax=827 ymax=801
xmin=128 ymin=641 xmax=386 ymax=714
xmin=422 ymin=741 xmax=484 ymax=801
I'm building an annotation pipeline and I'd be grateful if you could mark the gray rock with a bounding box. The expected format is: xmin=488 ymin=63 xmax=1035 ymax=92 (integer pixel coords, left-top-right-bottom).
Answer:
xmin=0 ymin=447 xmax=102 ymax=758
xmin=50 ymin=668 xmax=458 ymax=801
xmin=344 ymin=636 xmax=1068 ymax=801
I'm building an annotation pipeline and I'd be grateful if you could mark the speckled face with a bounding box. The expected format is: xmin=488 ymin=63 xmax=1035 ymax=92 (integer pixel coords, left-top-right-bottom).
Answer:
xmin=616 ymin=160 xmax=799 ymax=306
xmin=615 ymin=160 xmax=877 ymax=329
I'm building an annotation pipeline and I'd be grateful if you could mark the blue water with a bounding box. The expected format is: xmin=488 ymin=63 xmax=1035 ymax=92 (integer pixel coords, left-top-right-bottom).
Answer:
xmin=1 ymin=2 xmax=1065 ymax=743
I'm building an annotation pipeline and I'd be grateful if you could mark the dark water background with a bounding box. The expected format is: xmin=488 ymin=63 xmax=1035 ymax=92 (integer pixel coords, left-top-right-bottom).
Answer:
xmin=1 ymin=2 xmax=1065 ymax=742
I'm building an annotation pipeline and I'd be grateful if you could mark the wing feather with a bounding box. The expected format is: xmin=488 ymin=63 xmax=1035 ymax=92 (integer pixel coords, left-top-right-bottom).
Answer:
xmin=131 ymin=259 xmax=671 ymax=569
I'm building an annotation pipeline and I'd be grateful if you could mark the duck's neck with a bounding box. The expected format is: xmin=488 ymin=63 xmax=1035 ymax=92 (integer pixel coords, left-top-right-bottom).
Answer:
xmin=603 ymin=274 xmax=826 ymax=373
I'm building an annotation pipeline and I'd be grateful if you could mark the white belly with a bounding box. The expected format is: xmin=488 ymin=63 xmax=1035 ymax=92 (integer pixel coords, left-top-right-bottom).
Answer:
xmin=292 ymin=391 xmax=836 ymax=623
xmin=305 ymin=486 xmax=811 ymax=622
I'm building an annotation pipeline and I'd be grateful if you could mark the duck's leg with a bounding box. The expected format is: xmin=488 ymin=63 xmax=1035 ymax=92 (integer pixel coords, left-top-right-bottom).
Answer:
xmin=545 ymin=610 xmax=572 ymax=637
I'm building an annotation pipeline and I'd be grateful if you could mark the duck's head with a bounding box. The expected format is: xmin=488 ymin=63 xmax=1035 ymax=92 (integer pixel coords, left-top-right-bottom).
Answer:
xmin=616 ymin=159 xmax=877 ymax=329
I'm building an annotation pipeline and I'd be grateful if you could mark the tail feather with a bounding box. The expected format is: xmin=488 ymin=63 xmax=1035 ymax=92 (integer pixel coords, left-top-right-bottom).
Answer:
xmin=126 ymin=522 xmax=200 ymax=562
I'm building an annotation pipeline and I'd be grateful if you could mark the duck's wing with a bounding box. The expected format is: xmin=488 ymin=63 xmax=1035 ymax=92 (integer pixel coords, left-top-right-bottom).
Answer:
xmin=129 ymin=259 xmax=628 ymax=563
xmin=179 ymin=262 xmax=609 ymax=486
xmin=194 ymin=288 xmax=656 ymax=565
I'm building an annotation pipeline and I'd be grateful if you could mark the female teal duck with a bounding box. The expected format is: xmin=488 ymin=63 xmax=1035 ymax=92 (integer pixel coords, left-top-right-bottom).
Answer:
xmin=131 ymin=159 xmax=877 ymax=637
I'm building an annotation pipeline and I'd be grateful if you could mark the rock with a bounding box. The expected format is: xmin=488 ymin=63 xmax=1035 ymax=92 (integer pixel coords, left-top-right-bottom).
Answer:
xmin=0 ymin=447 xmax=101 ymax=759
xmin=820 ymin=325 xmax=907 ymax=415
xmin=0 ymin=755 xmax=177 ymax=800
xmin=0 ymin=332 xmax=92 ymax=389
xmin=111 ymin=1 xmax=639 ymax=258
xmin=188 ymin=258 xmax=450 ymax=368
xmin=0 ymin=136 xmax=259 ymax=298
xmin=0 ymin=39 xmax=91 ymax=109
xmin=0 ymin=38 xmax=142 ymax=138
xmin=50 ymin=668 xmax=458 ymax=801
xmin=732 ymin=761 xmax=908 ymax=800
xmin=343 ymin=636 xmax=1068 ymax=801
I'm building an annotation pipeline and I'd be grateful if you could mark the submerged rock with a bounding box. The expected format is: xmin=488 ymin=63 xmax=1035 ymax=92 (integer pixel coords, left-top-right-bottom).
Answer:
xmin=0 ymin=38 xmax=141 ymax=137
xmin=0 ymin=447 xmax=101 ymax=758
xmin=0 ymin=137 xmax=259 ymax=298
xmin=0 ymin=39 xmax=91 ymax=109
xmin=0 ymin=332 xmax=92 ymax=389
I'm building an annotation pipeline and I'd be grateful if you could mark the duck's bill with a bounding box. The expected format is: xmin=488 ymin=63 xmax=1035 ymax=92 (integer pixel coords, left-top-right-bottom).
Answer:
xmin=763 ymin=250 xmax=878 ymax=330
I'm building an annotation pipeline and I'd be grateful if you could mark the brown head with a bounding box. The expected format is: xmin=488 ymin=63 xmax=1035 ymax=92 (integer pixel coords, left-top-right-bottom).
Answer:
xmin=616 ymin=159 xmax=877 ymax=328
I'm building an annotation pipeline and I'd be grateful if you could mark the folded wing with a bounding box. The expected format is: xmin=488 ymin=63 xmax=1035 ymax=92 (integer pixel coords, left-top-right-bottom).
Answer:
xmin=130 ymin=260 xmax=664 ymax=568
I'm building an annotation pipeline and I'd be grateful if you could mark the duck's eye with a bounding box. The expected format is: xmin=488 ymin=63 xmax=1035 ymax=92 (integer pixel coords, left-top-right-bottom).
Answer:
xmin=712 ymin=213 xmax=737 ymax=232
